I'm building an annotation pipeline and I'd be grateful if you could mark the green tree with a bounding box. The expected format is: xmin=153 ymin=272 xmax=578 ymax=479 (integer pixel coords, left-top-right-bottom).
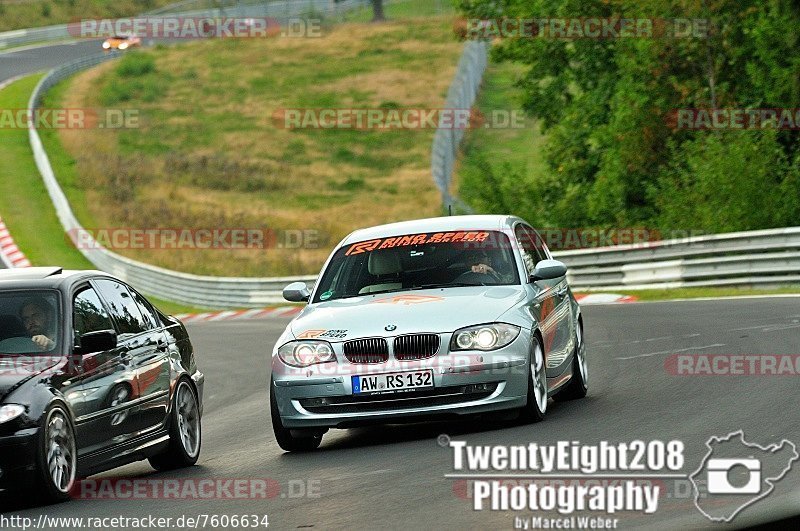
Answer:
xmin=458 ymin=0 xmax=800 ymax=232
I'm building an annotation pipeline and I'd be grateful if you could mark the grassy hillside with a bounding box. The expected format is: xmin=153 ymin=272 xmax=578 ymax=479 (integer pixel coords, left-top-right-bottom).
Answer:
xmin=0 ymin=75 xmax=212 ymax=314
xmin=0 ymin=0 xmax=177 ymax=33
xmin=43 ymin=14 xmax=463 ymax=276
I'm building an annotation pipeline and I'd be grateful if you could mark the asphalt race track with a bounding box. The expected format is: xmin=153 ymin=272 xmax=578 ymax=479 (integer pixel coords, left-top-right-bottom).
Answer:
xmin=2 ymin=297 xmax=799 ymax=529
xmin=0 ymin=40 xmax=104 ymax=84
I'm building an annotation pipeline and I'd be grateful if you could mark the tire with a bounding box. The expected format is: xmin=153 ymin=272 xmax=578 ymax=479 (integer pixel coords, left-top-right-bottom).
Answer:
xmin=148 ymin=379 xmax=201 ymax=471
xmin=33 ymin=403 xmax=77 ymax=504
xmin=270 ymin=379 xmax=322 ymax=452
xmin=519 ymin=334 xmax=548 ymax=423
xmin=554 ymin=319 xmax=588 ymax=401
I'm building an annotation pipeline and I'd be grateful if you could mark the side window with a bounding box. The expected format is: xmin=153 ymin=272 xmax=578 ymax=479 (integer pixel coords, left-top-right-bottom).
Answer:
xmin=524 ymin=226 xmax=549 ymax=262
xmin=129 ymin=288 xmax=161 ymax=330
xmin=93 ymin=279 xmax=148 ymax=336
xmin=515 ymin=225 xmax=544 ymax=276
xmin=73 ymin=287 xmax=114 ymax=336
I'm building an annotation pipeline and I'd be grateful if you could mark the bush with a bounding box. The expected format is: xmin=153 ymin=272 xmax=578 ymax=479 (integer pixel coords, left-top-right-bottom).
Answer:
xmin=115 ymin=53 xmax=156 ymax=77
xmin=100 ymin=54 xmax=167 ymax=105
xmin=652 ymin=130 xmax=800 ymax=233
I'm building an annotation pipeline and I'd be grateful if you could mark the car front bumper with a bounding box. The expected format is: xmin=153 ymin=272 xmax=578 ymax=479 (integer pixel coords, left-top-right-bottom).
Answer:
xmin=0 ymin=427 xmax=38 ymax=486
xmin=271 ymin=334 xmax=531 ymax=429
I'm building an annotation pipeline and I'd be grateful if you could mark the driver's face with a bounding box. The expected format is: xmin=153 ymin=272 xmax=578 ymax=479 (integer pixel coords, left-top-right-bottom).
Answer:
xmin=469 ymin=254 xmax=491 ymax=266
xmin=21 ymin=305 xmax=48 ymax=336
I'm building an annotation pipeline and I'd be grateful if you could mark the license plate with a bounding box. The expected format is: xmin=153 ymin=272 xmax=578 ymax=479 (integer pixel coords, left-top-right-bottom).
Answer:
xmin=352 ymin=370 xmax=433 ymax=395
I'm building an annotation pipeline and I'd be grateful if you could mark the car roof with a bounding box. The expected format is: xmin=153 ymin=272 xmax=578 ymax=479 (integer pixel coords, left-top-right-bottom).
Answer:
xmin=340 ymin=215 xmax=523 ymax=245
xmin=0 ymin=267 xmax=107 ymax=290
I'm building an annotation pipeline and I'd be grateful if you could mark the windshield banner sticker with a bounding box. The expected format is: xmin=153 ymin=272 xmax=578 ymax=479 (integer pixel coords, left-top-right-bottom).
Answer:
xmin=345 ymin=232 xmax=491 ymax=255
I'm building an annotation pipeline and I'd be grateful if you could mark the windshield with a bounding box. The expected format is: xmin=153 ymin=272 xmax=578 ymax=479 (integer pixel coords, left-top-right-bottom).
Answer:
xmin=313 ymin=230 xmax=520 ymax=303
xmin=0 ymin=290 xmax=61 ymax=355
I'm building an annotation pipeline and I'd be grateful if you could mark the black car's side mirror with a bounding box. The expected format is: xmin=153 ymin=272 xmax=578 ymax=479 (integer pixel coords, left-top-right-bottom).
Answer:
xmin=74 ymin=329 xmax=118 ymax=354
xmin=529 ymin=259 xmax=568 ymax=282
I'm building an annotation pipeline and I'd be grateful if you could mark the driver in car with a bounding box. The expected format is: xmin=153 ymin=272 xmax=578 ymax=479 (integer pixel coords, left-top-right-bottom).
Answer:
xmin=468 ymin=251 xmax=496 ymax=276
xmin=20 ymin=298 xmax=56 ymax=351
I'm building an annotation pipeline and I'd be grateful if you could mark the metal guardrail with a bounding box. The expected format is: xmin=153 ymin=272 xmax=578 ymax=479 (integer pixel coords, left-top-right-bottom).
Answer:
xmin=562 ymin=227 xmax=800 ymax=290
xmin=145 ymin=0 xmax=367 ymax=17
xmin=137 ymin=0 xmax=372 ymax=23
xmin=431 ymin=40 xmax=488 ymax=212
xmin=0 ymin=24 xmax=73 ymax=50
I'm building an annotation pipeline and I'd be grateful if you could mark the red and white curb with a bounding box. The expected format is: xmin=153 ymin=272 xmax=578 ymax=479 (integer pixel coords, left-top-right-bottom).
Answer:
xmin=0 ymin=216 xmax=32 ymax=268
xmin=174 ymin=306 xmax=302 ymax=323
xmin=574 ymin=293 xmax=638 ymax=305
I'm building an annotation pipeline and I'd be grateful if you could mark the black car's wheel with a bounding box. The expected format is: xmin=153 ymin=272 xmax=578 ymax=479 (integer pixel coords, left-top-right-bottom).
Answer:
xmin=33 ymin=404 xmax=76 ymax=503
xmin=554 ymin=320 xmax=588 ymax=401
xmin=270 ymin=379 xmax=322 ymax=452
xmin=148 ymin=379 xmax=201 ymax=471
xmin=519 ymin=334 xmax=548 ymax=423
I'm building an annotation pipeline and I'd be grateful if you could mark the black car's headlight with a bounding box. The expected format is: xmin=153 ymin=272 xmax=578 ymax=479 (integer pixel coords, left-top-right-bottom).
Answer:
xmin=0 ymin=404 xmax=25 ymax=424
xmin=450 ymin=323 xmax=520 ymax=351
xmin=278 ymin=340 xmax=336 ymax=367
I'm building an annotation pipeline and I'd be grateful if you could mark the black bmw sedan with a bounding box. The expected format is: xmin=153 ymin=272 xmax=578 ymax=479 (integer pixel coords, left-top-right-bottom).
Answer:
xmin=0 ymin=267 xmax=204 ymax=503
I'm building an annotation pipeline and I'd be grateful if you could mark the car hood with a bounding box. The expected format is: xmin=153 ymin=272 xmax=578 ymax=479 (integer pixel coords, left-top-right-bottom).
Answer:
xmin=290 ymin=286 xmax=526 ymax=341
xmin=0 ymin=355 xmax=61 ymax=403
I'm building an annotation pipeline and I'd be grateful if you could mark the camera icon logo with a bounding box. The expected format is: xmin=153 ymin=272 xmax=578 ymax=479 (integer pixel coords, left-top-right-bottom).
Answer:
xmin=690 ymin=430 xmax=798 ymax=522
xmin=706 ymin=458 xmax=761 ymax=494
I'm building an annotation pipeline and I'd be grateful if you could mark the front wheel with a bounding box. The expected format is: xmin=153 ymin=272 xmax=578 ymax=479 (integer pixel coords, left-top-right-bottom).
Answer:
xmin=554 ymin=320 xmax=588 ymax=401
xmin=270 ymin=379 xmax=322 ymax=452
xmin=519 ymin=334 xmax=548 ymax=423
xmin=149 ymin=379 xmax=201 ymax=471
xmin=33 ymin=404 xmax=77 ymax=504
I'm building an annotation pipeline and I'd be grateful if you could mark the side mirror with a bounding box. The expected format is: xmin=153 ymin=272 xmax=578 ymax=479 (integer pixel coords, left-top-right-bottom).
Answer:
xmin=530 ymin=259 xmax=568 ymax=282
xmin=283 ymin=282 xmax=311 ymax=303
xmin=75 ymin=329 xmax=117 ymax=354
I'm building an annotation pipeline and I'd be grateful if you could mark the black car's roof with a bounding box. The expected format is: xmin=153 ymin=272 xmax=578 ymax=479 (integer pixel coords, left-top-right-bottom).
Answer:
xmin=0 ymin=267 xmax=108 ymax=291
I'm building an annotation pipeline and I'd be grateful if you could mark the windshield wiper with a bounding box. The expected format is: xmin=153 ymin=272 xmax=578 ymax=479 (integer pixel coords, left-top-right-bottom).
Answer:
xmin=360 ymin=283 xmax=480 ymax=296
xmin=363 ymin=287 xmax=410 ymax=296
xmin=409 ymin=282 xmax=482 ymax=290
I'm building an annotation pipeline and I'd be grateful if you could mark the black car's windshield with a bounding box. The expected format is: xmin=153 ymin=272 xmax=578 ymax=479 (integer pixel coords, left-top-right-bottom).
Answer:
xmin=313 ymin=230 xmax=520 ymax=303
xmin=0 ymin=290 xmax=61 ymax=355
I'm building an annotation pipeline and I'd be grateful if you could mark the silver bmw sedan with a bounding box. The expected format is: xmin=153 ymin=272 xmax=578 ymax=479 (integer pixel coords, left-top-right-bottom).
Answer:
xmin=270 ymin=215 xmax=587 ymax=451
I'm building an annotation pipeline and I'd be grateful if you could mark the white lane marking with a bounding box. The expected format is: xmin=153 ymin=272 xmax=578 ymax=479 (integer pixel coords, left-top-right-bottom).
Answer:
xmin=633 ymin=294 xmax=800 ymax=304
xmin=595 ymin=333 xmax=701 ymax=349
xmin=0 ymin=39 xmax=81 ymax=57
xmin=326 ymin=469 xmax=393 ymax=481
xmin=0 ymin=73 xmax=29 ymax=91
xmin=615 ymin=343 xmax=726 ymax=361
xmin=759 ymin=323 xmax=800 ymax=333
xmin=729 ymin=322 xmax=800 ymax=332
xmin=644 ymin=333 xmax=700 ymax=343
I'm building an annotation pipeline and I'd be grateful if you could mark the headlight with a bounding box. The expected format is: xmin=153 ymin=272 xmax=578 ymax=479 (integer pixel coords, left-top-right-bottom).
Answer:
xmin=102 ymin=42 xmax=111 ymax=49
xmin=450 ymin=323 xmax=520 ymax=351
xmin=119 ymin=42 xmax=128 ymax=49
xmin=0 ymin=404 xmax=25 ymax=424
xmin=278 ymin=340 xmax=336 ymax=367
